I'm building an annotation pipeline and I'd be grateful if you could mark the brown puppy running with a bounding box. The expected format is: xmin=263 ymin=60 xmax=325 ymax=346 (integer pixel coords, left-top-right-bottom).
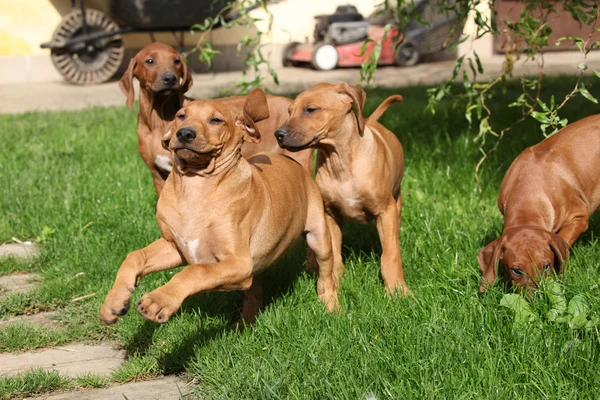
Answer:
xmin=100 ymin=89 xmax=338 ymax=326
xmin=275 ymin=83 xmax=409 ymax=295
xmin=478 ymin=114 xmax=600 ymax=291
xmin=120 ymin=42 xmax=312 ymax=195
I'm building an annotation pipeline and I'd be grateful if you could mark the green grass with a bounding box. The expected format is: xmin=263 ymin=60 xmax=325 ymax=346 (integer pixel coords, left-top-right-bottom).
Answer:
xmin=1 ymin=76 xmax=599 ymax=399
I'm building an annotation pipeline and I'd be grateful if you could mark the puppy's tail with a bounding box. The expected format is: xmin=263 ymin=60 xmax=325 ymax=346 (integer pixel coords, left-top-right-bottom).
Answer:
xmin=368 ymin=95 xmax=403 ymax=122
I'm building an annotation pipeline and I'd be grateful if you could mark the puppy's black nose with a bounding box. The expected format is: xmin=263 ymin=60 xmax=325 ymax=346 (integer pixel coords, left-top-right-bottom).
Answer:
xmin=275 ymin=128 xmax=288 ymax=143
xmin=162 ymin=72 xmax=177 ymax=86
xmin=176 ymin=127 xmax=196 ymax=143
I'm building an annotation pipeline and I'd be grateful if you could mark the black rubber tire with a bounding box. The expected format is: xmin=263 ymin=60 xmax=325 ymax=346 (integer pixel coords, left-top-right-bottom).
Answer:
xmin=282 ymin=42 xmax=300 ymax=67
xmin=395 ymin=41 xmax=420 ymax=67
xmin=311 ymin=42 xmax=339 ymax=71
xmin=50 ymin=9 xmax=124 ymax=85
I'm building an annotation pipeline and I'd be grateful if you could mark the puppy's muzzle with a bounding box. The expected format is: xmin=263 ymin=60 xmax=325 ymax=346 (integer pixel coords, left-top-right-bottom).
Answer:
xmin=176 ymin=127 xmax=197 ymax=143
xmin=275 ymin=128 xmax=288 ymax=145
xmin=162 ymin=72 xmax=177 ymax=87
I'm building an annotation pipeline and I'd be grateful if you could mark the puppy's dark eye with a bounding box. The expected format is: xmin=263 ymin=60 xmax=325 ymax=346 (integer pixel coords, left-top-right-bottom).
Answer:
xmin=510 ymin=268 xmax=524 ymax=278
xmin=542 ymin=264 xmax=551 ymax=272
xmin=177 ymin=114 xmax=186 ymax=121
xmin=144 ymin=58 xmax=154 ymax=65
xmin=174 ymin=59 xmax=181 ymax=65
xmin=210 ymin=118 xmax=224 ymax=124
xmin=304 ymin=106 xmax=320 ymax=115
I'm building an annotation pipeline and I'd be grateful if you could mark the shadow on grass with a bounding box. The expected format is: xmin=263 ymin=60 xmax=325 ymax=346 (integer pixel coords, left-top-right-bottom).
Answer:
xmin=123 ymin=241 xmax=310 ymax=370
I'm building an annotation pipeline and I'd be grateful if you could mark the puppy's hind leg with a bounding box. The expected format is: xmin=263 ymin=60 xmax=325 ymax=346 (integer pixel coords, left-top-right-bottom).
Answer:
xmin=376 ymin=197 xmax=410 ymax=296
xmin=231 ymin=279 xmax=264 ymax=330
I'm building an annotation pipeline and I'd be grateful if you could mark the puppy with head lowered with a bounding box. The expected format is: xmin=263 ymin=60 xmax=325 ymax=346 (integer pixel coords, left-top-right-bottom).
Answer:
xmin=100 ymin=89 xmax=339 ymax=326
xmin=478 ymin=114 xmax=600 ymax=292
xmin=275 ymin=83 xmax=409 ymax=295
xmin=120 ymin=42 xmax=312 ymax=196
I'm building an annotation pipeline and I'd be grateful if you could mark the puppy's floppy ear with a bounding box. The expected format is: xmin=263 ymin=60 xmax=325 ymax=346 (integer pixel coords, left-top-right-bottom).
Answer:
xmin=477 ymin=238 xmax=503 ymax=292
xmin=161 ymin=123 xmax=175 ymax=150
xmin=338 ymin=83 xmax=366 ymax=135
xmin=238 ymin=88 xmax=270 ymax=144
xmin=181 ymin=58 xmax=193 ymax=93
xmin=548 ymin=233 xmax=569 ymax=274
xmin=119 ymin=57 xmax=137 ymax=109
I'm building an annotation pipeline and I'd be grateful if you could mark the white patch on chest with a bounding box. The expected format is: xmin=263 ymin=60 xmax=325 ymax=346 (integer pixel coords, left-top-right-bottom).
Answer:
xmin=170 ymin=229 xmax=200 ymax=264
xmin=186 ymin=239 xmax=200 ymax=264
xmin=155 ymin=155 xmax=173 ymax=173
xmin=345 ymin=198 xmax=359 ymax=207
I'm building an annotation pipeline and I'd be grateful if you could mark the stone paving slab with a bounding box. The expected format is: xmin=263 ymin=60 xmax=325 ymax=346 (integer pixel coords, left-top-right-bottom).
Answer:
xmin=0 ymin=343 xmax=126 ymax=378
xmin=0 ymin=273 xmax=41 ymax=296
xmin=0 ymin=242 xmax=39 ymax=259
xmin=0 ymin=311 xmax=59 ymax=329
xmin=30 ymin=376 xmax=193 ymax=400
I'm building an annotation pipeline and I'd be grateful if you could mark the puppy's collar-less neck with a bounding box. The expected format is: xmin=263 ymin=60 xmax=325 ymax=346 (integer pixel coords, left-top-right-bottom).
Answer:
xmin=140 ymin=89 xmax=183 ymax=125
xmin=316 ymin=116 xmax=363 ymax=179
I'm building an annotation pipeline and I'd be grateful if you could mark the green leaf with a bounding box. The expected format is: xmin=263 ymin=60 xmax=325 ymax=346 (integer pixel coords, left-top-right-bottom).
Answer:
xmin=585 ymin=316 xmax=600 ymax=329
xmin=578 ymin=87 xmax=599 ymax=104
xmin=592 ymin=69 xmax=600 ymax=79
xmin=435 ymin=89 xmax=446 ymax=101
xmin=500 ymin=294 xmax=537 ymax=326
xmin=36 ymin=226 xmax=56 ymax=243
xmin=536 ymin=98 xmax=550 ymax=112
xmin=452 ymin=56 xmax=465 ymax=79
xmin=531 ymin=111 xmax=551 ymax=124
xmin=268 ymin=67 xmax=279 ymax=85
xmin=359 ymin=39 xmax=374 ymax=57
xmin=463 ymin=71 xmax=472 ymax=92
xmin=467 ymin=58 xmax=477 ymax=81
xmin=449 ymin=34 xmax=470 ymax=51
xmin=545 ymin=280 xmax=566 ymax=321
xmin=474 ymin=51 xmax=484 ymax=74
xmin=567 ymin=295 xmax=588 ymax=318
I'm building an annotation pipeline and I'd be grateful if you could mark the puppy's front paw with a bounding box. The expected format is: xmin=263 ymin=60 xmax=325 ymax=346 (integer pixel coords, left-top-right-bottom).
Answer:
xmin=100 ymin=288 xmax=133 ymax=326
xmin=137 ymin=287 xmax=182 ymax=324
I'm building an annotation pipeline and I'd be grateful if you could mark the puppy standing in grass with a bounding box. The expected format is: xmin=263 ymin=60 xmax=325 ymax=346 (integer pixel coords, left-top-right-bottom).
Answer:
xmin=478 ymin=114 xmax=600 ymax=291
xmin=100 ymin=89 xmax=339 ymax=326
xmin=275 ymin=83 xmax=409 ymax=295
xmin=121 ymin=42 xmax=312 ymax=196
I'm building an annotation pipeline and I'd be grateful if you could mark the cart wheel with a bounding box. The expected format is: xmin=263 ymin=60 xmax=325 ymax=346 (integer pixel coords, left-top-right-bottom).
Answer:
xmin=395 ymin=41 xmax=420 ymax=67
xmin=282 ymin=42 xmax=300 ymax=67
xmin=50 ymin=9 xmax=124 ymax=85
xmin=311 ymin=43 xmax=338 ymax=71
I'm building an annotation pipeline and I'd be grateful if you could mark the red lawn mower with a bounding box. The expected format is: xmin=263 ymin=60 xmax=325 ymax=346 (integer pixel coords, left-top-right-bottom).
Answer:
xmin=284 ymin=2 xmax=463 ymax=71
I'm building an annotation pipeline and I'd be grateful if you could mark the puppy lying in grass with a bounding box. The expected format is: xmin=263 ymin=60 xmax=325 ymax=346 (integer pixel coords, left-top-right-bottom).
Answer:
xmin=478 ymin=114 xmax=600 ymax=291
xmin=100 ymin=89 xmax=339 ymax=326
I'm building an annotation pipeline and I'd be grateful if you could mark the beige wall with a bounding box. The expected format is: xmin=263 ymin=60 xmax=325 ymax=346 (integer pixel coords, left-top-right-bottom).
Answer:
xmin=0 ymin=0 xmax=61 ymax=55
xmin=0 ymin=0 xmax=380 ymax=56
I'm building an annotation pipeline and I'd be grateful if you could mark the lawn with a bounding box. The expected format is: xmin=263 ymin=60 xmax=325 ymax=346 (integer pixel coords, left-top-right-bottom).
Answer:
xmin=1 ymin=76 xmax=599 ymax=399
